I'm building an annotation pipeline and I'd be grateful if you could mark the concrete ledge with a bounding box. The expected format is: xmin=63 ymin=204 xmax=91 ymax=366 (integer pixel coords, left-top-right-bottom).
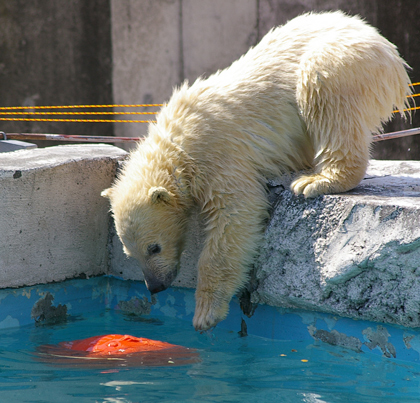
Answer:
xmin=0 ymin=144 xmax=126 ymax=287
xmin=0 ymin=140 xmax=37 ymax=152
xmin=253 ymin=160 xmax=420 ymax=328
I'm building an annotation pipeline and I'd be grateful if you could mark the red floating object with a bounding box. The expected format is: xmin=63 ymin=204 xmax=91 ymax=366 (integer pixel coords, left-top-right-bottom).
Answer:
xmin=35 ymin=334 xmax=200 ymax=368
xmin=63 ymin=334 xmax=179 ymax=355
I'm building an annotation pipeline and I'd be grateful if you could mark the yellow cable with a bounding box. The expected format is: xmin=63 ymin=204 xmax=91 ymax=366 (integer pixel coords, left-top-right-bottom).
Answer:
xmin=0 ymin=84 xmax=418 ymax=121
xmin=0 ymin=117 xmax=154 ymax=123
xmin=0 ymin=104 xmax=163 ymax=110
xmin=0 ymin=111 xmax=156 ymax=115
xmin=394 ymin=105 xmax=420 ymax=113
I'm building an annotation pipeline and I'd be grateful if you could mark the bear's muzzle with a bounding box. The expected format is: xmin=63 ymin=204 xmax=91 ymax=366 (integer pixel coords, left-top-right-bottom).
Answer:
xmin=143 ymin=266 xmax=179 ymax=295
xmin=146 ymin=278 xmax=168 ymax=294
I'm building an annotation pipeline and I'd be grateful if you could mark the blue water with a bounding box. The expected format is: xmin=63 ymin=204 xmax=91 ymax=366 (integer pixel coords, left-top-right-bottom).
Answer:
xmin=0 ymin=309 xmax=420 ymax=403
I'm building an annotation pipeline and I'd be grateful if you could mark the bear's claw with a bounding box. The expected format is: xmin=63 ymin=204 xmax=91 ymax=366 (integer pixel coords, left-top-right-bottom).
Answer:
xmin=291 ymin=174 xmax=332 ymax=198
xmin=193 ymin=311 xmax=217 ymax=331
xmin=193 ymin=293 xmax=229 ymax=331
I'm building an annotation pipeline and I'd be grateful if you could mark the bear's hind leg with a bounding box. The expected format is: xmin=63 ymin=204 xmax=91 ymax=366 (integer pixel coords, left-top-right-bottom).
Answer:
xmin=291 ymin=36 xmax=410 ymax=198
xmin=291 ymin=141 xmax=370 ymax=198
xmin=291 ymin=54 xmax=373 ymax=198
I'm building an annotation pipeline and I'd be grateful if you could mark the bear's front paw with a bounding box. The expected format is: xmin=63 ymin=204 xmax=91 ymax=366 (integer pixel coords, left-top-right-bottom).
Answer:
xmin=193 ymin=292 xmax=229 ymax=331
xmin=291 ymin=174 xmax=331 ymax=198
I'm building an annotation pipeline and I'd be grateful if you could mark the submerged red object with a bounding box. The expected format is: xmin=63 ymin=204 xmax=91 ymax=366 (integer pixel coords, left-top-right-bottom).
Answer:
xmin=36 ymin=334 xmax=200 ymax=368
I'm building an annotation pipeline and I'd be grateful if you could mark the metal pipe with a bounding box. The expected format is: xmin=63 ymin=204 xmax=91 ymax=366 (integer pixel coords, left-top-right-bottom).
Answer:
xmin=4 ymin=133 xmax=144 ymax=143
xmin=2 ymin=127 xmax=420 ymax=143
xmin=372 ymin=127 xmax=420 ymax=142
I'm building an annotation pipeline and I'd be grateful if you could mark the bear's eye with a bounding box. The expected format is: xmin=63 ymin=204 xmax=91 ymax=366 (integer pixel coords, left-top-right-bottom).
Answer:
xmin=147 ymin=243 xmax=161 ymax=256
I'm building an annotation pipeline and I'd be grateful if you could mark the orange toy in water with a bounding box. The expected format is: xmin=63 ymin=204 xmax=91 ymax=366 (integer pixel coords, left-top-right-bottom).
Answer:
xmin=36 ymin=334 xmax=200 ymax=368
xmin=63 ymin=334 xmax=179 ymax=355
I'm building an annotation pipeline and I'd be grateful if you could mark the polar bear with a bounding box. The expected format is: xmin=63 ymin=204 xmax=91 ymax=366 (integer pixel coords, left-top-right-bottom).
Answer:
xmin=102 ymin=11 xmax=411 ymax=331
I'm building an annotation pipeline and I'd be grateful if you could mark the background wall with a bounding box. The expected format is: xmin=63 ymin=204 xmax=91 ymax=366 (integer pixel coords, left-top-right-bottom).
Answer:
xmin=0 ymin=0 xmax=419 ymax=157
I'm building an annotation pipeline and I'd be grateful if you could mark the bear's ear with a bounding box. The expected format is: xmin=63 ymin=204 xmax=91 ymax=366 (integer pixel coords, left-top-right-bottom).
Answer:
xmin=101 ymin=188 xmax=114 ymax=199
xmin=148 ymin=186 xmax=174 ymax=205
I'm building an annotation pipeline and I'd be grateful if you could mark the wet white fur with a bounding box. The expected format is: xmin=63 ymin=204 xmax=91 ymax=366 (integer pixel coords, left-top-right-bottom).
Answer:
xmin=103 ymin=11 xmax=411 ymax=330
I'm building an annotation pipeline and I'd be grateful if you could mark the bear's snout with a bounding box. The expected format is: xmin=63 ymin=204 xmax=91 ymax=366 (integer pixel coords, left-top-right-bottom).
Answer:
xmin=146 ymin=280 xmax=168 ymax=294
xmin=144 ymin=275 xmax=168 ymax=294
xmin=143 ymin=266 xmax=178 ymax=295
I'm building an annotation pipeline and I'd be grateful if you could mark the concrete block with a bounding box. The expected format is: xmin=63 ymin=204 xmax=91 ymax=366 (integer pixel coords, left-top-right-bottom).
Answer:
xmin=0 ymin=144 xmax=126 ymax=288
xmin=182 ymin=0 xmax=258 ymax=82
xmin=258 ymin=0 xmax=379 ymax=38
xmin=253 ymin=160 xmax=420 ymax=328
xmin=110 ymin=0 xmax=182 ymax=148
xmin=0 ymin=1 xmax=113 ymax=138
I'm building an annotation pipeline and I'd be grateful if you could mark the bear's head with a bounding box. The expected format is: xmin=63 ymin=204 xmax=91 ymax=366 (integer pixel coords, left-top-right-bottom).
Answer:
xmin=102 ymin=184 xmax=191 ymax=294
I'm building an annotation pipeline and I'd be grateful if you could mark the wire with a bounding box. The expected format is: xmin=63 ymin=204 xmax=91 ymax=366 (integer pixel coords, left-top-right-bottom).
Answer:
xmin=0 ymin=111 xmax=157 ymax=115
xmin=0 ymin=103 xmax=163 ymax=110
xmin=394 ymin=106 xmax=420 ymax=114
xmin=0 ymin=117 xmax=154 ymax=123
xmin=0 ymin=103 xmax=161 ymax=122
xmin=0 ymin=82 xmax=418 ymax=121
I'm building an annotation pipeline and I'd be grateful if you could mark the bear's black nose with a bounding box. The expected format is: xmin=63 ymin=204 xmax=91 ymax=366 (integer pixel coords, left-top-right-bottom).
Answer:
xmin=146 ymin=279 xmax=168 ymax=294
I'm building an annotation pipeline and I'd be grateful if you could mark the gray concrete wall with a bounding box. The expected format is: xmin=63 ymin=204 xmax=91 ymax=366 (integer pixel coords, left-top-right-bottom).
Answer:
xmin=110 ymin=0 xmax=182 ymax=144
xmin=0 ymin=1 xmax=418 ymax=156
xmin=110 ymin=0 xmax=260 ymax=148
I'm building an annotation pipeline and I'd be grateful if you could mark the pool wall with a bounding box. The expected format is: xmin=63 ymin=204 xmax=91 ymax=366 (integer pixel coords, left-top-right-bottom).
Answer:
xmin=1 ymin=145 xmax=420 ymax=346
xmin=2 ymin=275 xmax=420 ymax=365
